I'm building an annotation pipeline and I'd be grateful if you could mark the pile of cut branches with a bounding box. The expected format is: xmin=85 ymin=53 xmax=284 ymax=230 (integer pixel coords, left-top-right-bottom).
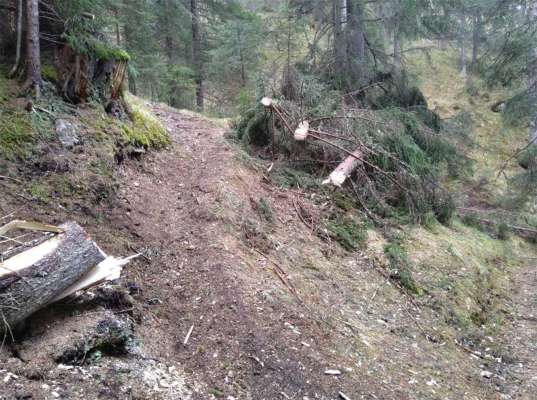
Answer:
xmin=237 ymin=96 xmax=469 ymax=224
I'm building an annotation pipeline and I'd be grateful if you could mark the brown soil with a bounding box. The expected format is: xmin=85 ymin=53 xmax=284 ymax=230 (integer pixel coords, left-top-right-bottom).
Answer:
xmin=500 ymin=266 xmax=537 ymax=399
xmin=1 ymin=102 xmax=535 ymax=399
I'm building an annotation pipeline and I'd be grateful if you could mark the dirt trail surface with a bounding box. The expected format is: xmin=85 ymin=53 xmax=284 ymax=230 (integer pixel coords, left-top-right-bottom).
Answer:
xmin=1 ymin=103 xmax=533 ymax=399
xmin=501 ymin=266 xmax=537 ymax=399
xmin=108 ymin=105 xmax=351 ymax=398
xmin=104 ymin=104 xmax=500 ymax=400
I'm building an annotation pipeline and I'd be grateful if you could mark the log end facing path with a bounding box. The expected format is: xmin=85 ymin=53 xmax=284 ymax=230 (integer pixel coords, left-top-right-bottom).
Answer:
xmin=1 ymin=222 xmax=105 ymax=332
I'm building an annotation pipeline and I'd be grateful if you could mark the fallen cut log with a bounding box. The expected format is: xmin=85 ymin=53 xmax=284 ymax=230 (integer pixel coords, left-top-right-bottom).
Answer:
xmin=323 ymin=148 xmax=363 ymax=187
xmin=0 ymin=221 xmax=133 ymax=332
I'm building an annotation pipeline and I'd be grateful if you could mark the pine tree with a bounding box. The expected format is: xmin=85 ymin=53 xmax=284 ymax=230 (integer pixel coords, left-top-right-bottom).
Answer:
xmin=25 ymin=0 xmax=42 ymax=96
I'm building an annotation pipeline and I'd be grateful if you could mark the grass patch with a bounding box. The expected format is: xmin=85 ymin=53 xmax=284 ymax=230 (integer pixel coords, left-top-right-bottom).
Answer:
xmin=0 ymin=110 xmax=36 ymax=160
xmin=29 ymin=182 xmax=51 ymax=203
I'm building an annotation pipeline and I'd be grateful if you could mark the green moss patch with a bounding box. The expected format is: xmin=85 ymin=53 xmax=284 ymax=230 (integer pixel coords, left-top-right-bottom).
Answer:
xmin=42 ymin=65 xmax=59 ymax=83
xmin=65 ymin=34 xmax=130 ymax=61
xmin=0 ymin=110 xmax=36 ymax=160
xmin=122 ymin=94 xmax=170 ymax=149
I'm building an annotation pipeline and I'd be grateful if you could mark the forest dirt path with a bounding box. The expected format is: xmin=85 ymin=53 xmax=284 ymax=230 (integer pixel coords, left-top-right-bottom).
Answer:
xmin=105 ymin=102 xmax=530 ymax=400
xmin=110 ymin=104 xmax=350 ymax=399
xmin=1 ymin=100 xmax=526 ymax=399
xmin=502 ymin=266 xmax=537 ymax=399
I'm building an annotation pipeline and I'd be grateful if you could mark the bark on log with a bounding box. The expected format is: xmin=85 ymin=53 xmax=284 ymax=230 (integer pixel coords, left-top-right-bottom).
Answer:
xmin=323 ymin=148 xmax=363 ymax=187
xmin=0 ymin=222 xmax=105 ymax=331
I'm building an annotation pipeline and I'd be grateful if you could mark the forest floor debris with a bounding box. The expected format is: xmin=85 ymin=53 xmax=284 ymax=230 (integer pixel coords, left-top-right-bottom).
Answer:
xmin=0 ymin=97 xmax=535 ymax=399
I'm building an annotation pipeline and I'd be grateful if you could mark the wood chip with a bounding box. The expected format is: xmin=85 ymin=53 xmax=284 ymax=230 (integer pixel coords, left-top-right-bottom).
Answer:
xmin=183 ymin=324 xmax=194 ymax=346
xmin=325 ymin=369 xmax=342 ymax=376
xmin=339 ymin=392 xmax=351 ymax=400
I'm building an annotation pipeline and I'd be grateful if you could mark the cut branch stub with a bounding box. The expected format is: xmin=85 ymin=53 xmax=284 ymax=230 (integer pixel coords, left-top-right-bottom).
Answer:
xmin=261 ymin=97 xmax=273 ymax=107
xmin=323 ymin=148 xmax=363 ymax=187
xmin=294 ymin=121 xmax=310 ymax=141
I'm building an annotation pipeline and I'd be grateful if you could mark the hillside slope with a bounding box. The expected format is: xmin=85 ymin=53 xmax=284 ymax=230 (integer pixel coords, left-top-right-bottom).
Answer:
xmin=1 ymin=55 xmax=536 ymax=399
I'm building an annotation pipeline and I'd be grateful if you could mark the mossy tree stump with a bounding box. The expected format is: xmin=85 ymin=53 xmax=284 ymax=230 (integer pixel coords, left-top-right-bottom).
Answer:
xmin=55 ymin=43 xmax=129 ymax=106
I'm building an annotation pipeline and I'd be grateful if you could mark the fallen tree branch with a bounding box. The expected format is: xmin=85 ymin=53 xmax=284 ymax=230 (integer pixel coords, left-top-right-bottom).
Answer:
xmin=260 ymin=98 xmax=422 ymax=202
xmin=457 ymin=208 xmax=537 ymax=239
xmin=495 ymin=136 xmax=537 ymax=181
xmin=0 ymin=175 xmax=23 ymax=184
xmin=0 ymin=220 xmax=64 ymax=236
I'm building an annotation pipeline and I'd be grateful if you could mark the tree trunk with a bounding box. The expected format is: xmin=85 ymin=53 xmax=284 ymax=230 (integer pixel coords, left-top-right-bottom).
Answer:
xmin=114 ymin=8 xmax=121 ymax=46
xmin=471 ymin=11 xmax=481 ymax=72
xmin=25 ymin=0 xmax=41 ymax=96
xmin=346 ymin=0 xmax=366 ymax=86
xmin=129 ymin=71 xmax=137 ymax=95
xmin=237 ymin=26 xmax=246 ymax=86
xmin=0 ymin=222 xmax=105 ymax=331
xmin=164 ymin=0 xmax=174 ymax=64
xmin=191 ymin=0 xmax=204 ymax=110
xmin=458 ymin=14 xmax=467 ymax=77
xmin=9 ymin=0 xmax=23 ymax=78
xmin=529 ymin=6 xmax=537 ymax=146
xmin=333 ymin=0 xmax=346 ymax=86
xmin=393 ymin=23 xmax=402 ymax=76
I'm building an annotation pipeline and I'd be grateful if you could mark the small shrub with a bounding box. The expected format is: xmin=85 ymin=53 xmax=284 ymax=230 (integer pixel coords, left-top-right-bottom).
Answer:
xmin=42 ymin=65 xmax=59 ymax=83
xmin=517 ymin=147 xmax=537 ymax=170
xmin=256 ymin=198 xmax=275 ymax=223
xmin=241 ymin=218 xmax=274 ymax=252
xmin=234 ymin=108 xmax=256 ymax=141
xmin=497 ymin=223 xmax=511 ymax=240
xmin=384 ymin=242 xmax=420 ymax=295
xmin=327 ymin=216 xmax=367 ymax=251
xmin=423 ymin=211 xmax=438 ymax=230
xmin=275 ymin=168 xmax=321 ymax=190
xmin=242 ymin=111 xmax=271 ymax=146
xmin=333 ymin=192 xmax=356 ymax=211
xmin=503 ymin=91 xmax=535 ymax=128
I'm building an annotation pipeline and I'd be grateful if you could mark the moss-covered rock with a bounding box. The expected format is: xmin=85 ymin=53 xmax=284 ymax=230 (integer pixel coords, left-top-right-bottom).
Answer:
xmin=122 ymin=94 xmax=170 ymax=149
